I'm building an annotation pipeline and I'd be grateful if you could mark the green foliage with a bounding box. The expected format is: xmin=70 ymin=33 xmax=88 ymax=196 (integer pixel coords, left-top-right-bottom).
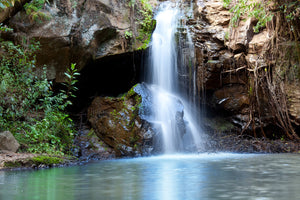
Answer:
xmin=222 ymin=0 xmax=231 ymax=8
xmin=0 ymin=0 xmax=18 ymax=9
xmin=0 ymin=23 xmax=13 ymax=32
xmin=126 ymin=0 xmax=155 ymax=49
xmin=223 ymin=0 xmax=273 ymax=33
xmin=61 ymin=63 xmax=80 ymax=107
xmin=70 ymin=0 xmax=77 ymax=9
xmin=224 ymin=31 xmax=229 ymax=41
xmin=24 ymin=0 xmax=50 ymax=22
xmin=280 ymin=1 xmax=300 ymax=22
xmin=0 ymin=40 xmax=42 ymax=121
xmin=125 ymin=31 xmax=133 ymax=40
xmin=0 ymin=26 xmax=79 ymax=155
xmin=25 ymin=111 xmax=74 ymax=154
xmin=0 ymin=0 xmax=50 ymax=22
xmin=128 ymin=0 xmax=136 ymax=8
xmin=137 ymin=0 xmax=155 ymax=50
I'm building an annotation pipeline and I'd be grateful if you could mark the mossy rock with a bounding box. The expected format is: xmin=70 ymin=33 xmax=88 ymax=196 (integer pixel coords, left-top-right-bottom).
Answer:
xmin=3 ymin=155 xmax=63 ymax=169
xmin=88 ymin=84 xmax=147 ymax=156
xmin=3 ymin=161 xmax=23 ymax=168
xmin=30 ymin=155 xmax=63 ymax=165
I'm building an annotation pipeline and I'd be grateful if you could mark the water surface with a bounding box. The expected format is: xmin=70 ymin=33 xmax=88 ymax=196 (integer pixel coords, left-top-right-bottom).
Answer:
xmin=1 ymin=153 xmax=300 ymax=200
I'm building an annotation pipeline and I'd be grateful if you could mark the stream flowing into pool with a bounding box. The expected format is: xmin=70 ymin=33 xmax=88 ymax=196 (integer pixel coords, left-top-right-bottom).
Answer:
xmin=1 ymin=153 xmax=300 ymax=200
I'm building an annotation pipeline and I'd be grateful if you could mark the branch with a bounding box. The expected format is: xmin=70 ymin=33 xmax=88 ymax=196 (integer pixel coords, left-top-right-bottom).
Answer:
xmin=221 ymin=65 xmax=247 ymax=74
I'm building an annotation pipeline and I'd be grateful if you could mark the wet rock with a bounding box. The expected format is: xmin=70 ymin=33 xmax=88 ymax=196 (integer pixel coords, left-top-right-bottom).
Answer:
xmin=72 ymin=127 xmax=115 ymax=160
xmin=135 ymin=83 xmax=186 ymax=139
xmin=212 ymin=85 xmax=250 ymax=113
xmin=0 ymin=131 xmax=20 ymax=153
xmin=88 ymin=84 xmax=157 ymax=157
xmin=133 ymin=83 xmax=154 ymax=121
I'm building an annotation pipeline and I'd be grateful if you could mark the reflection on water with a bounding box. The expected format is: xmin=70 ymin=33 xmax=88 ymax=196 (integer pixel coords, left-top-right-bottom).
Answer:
xmin=1 ymin=153 xmax=300 ymax=200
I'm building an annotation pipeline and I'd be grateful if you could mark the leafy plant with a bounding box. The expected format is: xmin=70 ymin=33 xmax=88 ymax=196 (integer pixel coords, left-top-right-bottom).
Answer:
xmin=223 ymin=0 xmax=273 ymax=33
xmin=0 ymin=0 xmax=19 ymax=9
xmin=137 ymin=0 xmax=155 ymax=49
xmin=26 ymin=111 xmax=75 ymax=154
xmin=125 ymin=31 xmax=133 ymax=40
xmin=0 ymin=0 xmax=50 ymax=22
xmin=129 ymin=0 xmax=136 ymax=8
xmin=0 ymin=23 xmax=13 ymax=32
xmin=223 ymin=0 xmax=231 ymax=8
xmin=24 ymin=0 xmax=50 ymax=22
xmin=0 ymin=25 xmax=79 ymax=155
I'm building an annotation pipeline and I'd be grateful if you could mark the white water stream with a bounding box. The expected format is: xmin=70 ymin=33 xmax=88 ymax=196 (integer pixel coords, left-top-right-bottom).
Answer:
xmin=147 ymin=2 xmax=203 ymax=153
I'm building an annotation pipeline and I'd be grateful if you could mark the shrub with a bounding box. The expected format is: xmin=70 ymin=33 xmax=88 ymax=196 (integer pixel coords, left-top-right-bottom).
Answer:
xmin=0 ymin=25 xmax=79 ymax=155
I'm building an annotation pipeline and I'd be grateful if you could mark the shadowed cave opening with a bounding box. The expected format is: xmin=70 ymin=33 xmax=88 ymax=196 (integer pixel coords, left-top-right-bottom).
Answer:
xmin=70 ymin=50 xmax=147 ymax=114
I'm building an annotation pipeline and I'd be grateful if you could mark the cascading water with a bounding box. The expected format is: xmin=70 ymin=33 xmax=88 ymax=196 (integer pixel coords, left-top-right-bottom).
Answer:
xmin=146 ymin=1 xmax=204 ymax=154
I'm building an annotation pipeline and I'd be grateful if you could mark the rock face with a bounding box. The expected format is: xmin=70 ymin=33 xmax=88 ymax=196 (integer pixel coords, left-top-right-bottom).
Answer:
xmin=0 ymin=131 xmax=20 ymax=153
xmin=88 ymin=84 xmax=157 ymax=156
xmin=193 ymin=0 xmax=251 ymax=130
xmin=7 ymin=0 xmax=157 ymax=82
xmin=287 ymin=84 xmax=300 ymax=124
xmin=192 ymin=0 xmax=299 ymax=135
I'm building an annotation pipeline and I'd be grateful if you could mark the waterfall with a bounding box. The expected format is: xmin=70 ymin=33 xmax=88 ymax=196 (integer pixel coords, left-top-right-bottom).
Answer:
xmin=146 ymin=1 xmax=204 ymax=154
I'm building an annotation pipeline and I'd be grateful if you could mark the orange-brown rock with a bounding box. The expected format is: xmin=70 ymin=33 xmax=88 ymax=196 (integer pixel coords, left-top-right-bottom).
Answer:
xmin=87 ymin=87 xmax=155 ymax=156
xmin=213 ymin=85 xmax=250 ymax=113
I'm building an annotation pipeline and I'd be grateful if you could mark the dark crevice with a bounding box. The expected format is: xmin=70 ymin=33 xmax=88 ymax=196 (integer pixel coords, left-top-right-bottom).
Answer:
xmin=70 ymin=50 xmax=146 ymax=113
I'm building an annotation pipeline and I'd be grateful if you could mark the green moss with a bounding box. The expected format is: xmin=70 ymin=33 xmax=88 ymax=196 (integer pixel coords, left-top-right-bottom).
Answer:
xmin=31 ymin=155 xmax=63 ymax=165
xmin=136 ymin=0 xmax=156 ymax=50
xmin=126 ymin=84 xmax=138 ymax=98
xmin=3 ymin=161 xmax=22 ymax=168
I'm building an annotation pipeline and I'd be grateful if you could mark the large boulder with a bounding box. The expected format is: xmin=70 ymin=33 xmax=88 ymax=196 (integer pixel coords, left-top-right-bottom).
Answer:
xmin=88 ymin=84 xmax=157 ymax=156
xmin=0 ymin=131 xmax=20 ymax=153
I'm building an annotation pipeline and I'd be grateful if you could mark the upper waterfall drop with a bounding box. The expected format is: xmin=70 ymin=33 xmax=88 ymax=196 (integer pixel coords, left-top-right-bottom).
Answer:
xmin=145 ymin=1 xmax=204 ymax=154
xmin=150 ymin=4 xmax=178 ymax=92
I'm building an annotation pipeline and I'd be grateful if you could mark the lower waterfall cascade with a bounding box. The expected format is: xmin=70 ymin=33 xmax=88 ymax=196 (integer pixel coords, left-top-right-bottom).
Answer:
xmin=145 ymin=1 xmax=204 ymax=153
